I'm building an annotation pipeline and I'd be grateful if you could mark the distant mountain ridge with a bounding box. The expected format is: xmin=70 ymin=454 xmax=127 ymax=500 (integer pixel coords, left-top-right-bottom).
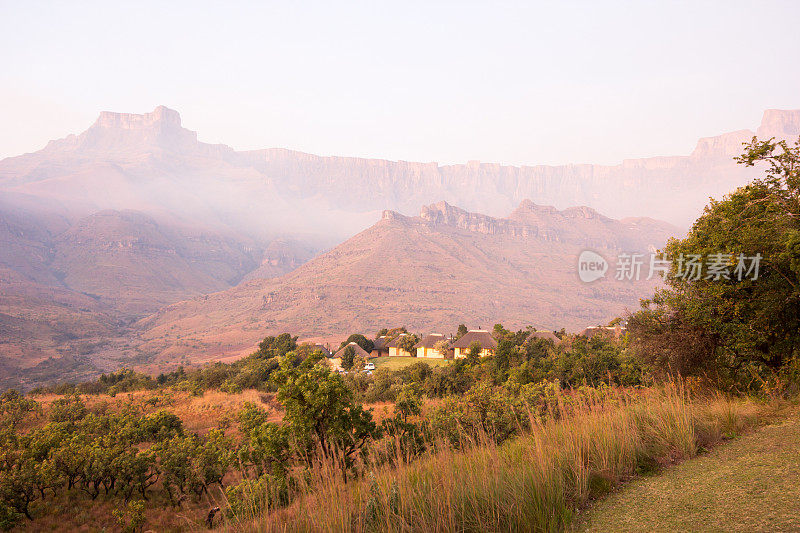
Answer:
xmin=2 ymin=106 xmax=798 ymax=232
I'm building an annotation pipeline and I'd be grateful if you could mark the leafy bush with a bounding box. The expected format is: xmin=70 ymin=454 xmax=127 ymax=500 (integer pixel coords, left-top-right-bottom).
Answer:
xmin=430 ymin=383 xmax=527 ymax=447
xmin=225 ymin=474 xmax=289 ymax=517
xmin=48 ymin=395 xmax=87 ymax=424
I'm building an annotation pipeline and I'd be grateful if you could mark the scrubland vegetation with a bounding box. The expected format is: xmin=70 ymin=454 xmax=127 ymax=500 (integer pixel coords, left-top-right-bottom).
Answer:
xmin=0 ymin=137 xmax=798 ymax=531
xmin=223 ymin=382 xmax=777 ymax=533
xmin=1 ymin=330 xmax=646 ymax=531
xmin=0 ymin=335 xmax=788 ymax=532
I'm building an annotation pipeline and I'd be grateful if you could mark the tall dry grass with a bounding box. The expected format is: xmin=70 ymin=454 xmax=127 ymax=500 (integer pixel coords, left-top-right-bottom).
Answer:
xmin=222 ymin=383 xmax=766 ymax=533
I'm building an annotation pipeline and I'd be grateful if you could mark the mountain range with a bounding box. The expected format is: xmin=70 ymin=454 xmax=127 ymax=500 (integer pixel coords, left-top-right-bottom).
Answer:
xmin=1 ymin=106 xmax=798 ymax=388
xmin=133 ymin=200 xmax=679 ymax=371
xmin=4 ymin=107 xmax=799 ymax=232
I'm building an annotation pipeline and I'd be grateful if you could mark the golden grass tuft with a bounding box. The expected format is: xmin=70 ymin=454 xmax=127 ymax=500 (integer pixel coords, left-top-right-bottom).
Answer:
xmin=223 ymin=383 xmax=770 ymax=533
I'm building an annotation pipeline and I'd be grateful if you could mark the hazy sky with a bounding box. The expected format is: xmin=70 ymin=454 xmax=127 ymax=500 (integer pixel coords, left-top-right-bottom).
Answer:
xmin=1 ymin=1 xmax=799 ymax=165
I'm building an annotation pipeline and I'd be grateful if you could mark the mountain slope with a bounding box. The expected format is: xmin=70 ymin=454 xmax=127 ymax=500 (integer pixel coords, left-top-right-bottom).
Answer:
xmin=0 ymin=200 xmax=281 ymax=386
xmin=49 ymin=210 xmax=261 ymax=315
xmin=134 ymin=201 xmax=680 ymax=366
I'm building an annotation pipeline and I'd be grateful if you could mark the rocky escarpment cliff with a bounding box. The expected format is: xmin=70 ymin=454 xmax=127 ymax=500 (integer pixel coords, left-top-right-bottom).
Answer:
xmin=420 ymin=201 xmax=533 ymax=237
xmin=2 ymin=107 xmax=799 ymax=230
xmin=413 ymin=200 xmax=680 ymax=250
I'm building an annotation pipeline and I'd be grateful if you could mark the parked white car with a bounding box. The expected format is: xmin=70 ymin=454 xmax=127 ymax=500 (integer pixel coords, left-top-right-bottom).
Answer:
xmin=364 ymin=362 xmax=376 ymax=371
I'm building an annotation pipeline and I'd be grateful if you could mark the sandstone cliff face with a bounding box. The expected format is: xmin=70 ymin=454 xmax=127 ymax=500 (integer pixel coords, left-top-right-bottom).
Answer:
xmin=41 ymin=106 xmax=216 ymax=157
xmin=420 ymin=201 xmax=530 ymax=236
xmin=415 ymin=200 xmax=677 ymax=250
xmin=2 ymin=107 xmax=798 ymax=232
xmin=690 ymin=129 xmax=755 ymax=159
xmin=757 ymin=109 xmax=800 ymax=138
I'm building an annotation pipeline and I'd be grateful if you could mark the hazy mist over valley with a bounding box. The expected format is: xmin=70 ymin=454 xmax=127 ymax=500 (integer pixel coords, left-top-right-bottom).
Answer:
xmin=1 ymin=105 xmax=799 ymax=388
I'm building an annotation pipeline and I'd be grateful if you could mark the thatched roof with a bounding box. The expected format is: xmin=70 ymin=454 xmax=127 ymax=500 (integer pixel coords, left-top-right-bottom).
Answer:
xmin=312 ymin=344 xmax=333 ymax=356
xmin=450 ymin=330 xmax=498 ymax=350
xmin=529 ymin=331 xmax=560 ymax=344
xmin=372 ymin=336 xmax=389 ymax=350
xmin=413 ymin=333 xmax=448 ymax=349
xmin=333 ymin=342 xmax=370 ymax=359
xmin=386 ymin=334 xmax=413 ymax=348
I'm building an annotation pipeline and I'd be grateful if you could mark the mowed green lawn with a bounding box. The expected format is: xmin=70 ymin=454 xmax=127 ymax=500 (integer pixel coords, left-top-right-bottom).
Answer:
xmin=370 ymin=356 xmax=451 ymax=370
xmin=576 ymin=413 xmax=800 ymax=532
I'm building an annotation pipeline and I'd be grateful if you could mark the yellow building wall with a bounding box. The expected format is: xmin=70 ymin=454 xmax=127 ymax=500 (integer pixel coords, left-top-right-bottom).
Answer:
xmin=425 ymin=347 xmax=444 ymax=358
xmin=417 ymin=347 xmax=443 ymax=358
xmin=389 ymin=347 xmax=413 ymax=357
xmin=454 ymin=347 xmax=493 ymax=359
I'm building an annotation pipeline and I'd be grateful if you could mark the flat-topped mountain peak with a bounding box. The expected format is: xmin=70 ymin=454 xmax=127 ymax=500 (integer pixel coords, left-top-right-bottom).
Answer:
xmin=758 ymin=109 xmax=800 ymax=138
xmin=93 ymin=106 xmax=183 ymax=130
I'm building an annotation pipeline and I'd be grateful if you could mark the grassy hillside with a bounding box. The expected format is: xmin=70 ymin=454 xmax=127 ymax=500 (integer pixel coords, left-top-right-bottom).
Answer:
xmin=228 ymin=385 xmax=775 ymax=532
xmin=3 ymin=326 xmax=794 ymax=532
xmin=576 ymin=409 xmax=800 ymax=532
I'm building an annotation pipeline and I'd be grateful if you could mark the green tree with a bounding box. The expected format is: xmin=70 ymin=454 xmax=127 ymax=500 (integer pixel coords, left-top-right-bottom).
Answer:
xmin=434 ymin=339 xmax=451 ymax=358
xmin=238 ymin=422 xmax=290 ymax=480
xmin=492 ymin=323 xmax=510 ymax=340
xmin=492 ymin=338 xmax=517 ymax=382
xmin=381 ymin=384 xmax=427 ymax=459
xmin=256 ymin=333 xmax=298 ymax=359
xmin=271 ymin=353 xmax=380 ymax=475
xmin=466 ymin=341 xmax=483 ymax=365
xmin=525 ymin=337 xmax=552 ymax=362
xmin=237 ymin=402 xmax=271 ymax=438
xmin=113 ymin=449 xmax=158 ymax=501
xmin=629 ymin=136 xmax=800 ymax=389
xmin=341 ymin=345 xmax=357 ymax=371
xmin=339 ymin=334 xmax=374 ymax=354
xmin=385 ymin=327 xmax=408 ymax=339
xmin=154 ymin=435 xmax=197 ymax=505
xmin=155 ymin=431 xmax=231 ymax=502
xmin=0 ymin=391 xmax=41 ymax=430
xmin=397 ymin=334 xmax=419 ymax=357
xmin=48 ymin=394 xmax=87 ymax=424
xmin=0 ymin=460 xmax=40 ymax=519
